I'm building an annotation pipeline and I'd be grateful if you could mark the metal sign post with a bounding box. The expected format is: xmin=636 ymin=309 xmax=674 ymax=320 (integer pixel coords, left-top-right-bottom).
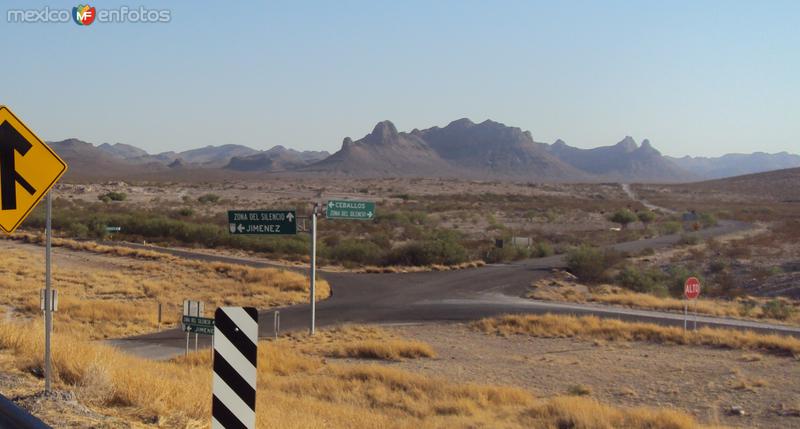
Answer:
xmin=274 ymin=310 xmax=280 ymax=339
xmin=310 ymin=203 xmax=318 ymax=335
xmin=0 ymin=106 xmax=68 ymax=396
xmin=683 ymin=300 xmax=687 ymax=331
xmin=44 ymin=193 xmax=52 ymax=392
xmin=182 ymin=300 xmax=205 ymax=355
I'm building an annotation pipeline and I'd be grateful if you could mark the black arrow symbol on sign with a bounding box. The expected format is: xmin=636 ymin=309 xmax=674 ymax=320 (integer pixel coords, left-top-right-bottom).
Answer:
xmin=0 ymin=121 xmax=36 ymax=210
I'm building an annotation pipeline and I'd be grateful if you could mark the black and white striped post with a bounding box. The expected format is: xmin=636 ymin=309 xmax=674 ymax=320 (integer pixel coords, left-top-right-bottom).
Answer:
xmin=212 ymin=307 xmax=259 ymax=429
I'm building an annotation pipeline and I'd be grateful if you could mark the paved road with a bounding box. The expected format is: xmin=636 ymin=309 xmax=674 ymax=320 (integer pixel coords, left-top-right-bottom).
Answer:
xmin=108 ymin=219 xmax=800 ymax=360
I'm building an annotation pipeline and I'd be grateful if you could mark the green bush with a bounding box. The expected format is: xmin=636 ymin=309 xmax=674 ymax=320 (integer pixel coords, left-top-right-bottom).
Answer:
xmin=708 ymin=260 xmax=727 ymax=273
xmin=609 ymin=209 xmax=638 ymax=229
xmin=177 ymin=208 xmax=194 ymax=217
xmin=324 ymin=239 xmax=382 ymax=266
xmin=65 ymin=222 xmax=89 ymax=238
xmin=616 ymin=265 xmax=668 ymax=296
xmin=198 ymin=194 xmax=221 ymax=204
xmin=566 ymin=245 xmax=621 ymax=283
xmin=386 ymin=232 xmax=468 ymax=266
xmin=664 ymin=266 xmax=700 ymax=297
xmin=660 ymin=221 xmax=682 ymax=235
xmin=637 ymin=210 xmax=656 ymax=227
xmin=699 ymin=212 xmax=718 ymax=228
xmin=534 ymin=241 xmax=554 ymax=257
xmin=762 ymin=299 xmax=793 ymax=320
xmin=98 ymin=192 xmax=126 ymax=202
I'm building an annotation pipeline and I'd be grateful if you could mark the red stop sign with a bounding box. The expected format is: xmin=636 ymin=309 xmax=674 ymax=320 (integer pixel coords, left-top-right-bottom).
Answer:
xmin=684 ymin=277 xmax=701 ymax=299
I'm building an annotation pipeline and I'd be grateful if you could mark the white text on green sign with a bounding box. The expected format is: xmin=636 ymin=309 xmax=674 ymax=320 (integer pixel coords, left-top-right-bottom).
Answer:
xmin=326 ymin=200 xmax=375 ymax=220
xmin=228 ymin=210 xmax=297 ymax=235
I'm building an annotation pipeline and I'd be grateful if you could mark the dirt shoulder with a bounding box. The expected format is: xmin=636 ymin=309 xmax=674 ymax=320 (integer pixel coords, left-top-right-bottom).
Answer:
xmin=384 ymin=322 xmax=800 ymax=429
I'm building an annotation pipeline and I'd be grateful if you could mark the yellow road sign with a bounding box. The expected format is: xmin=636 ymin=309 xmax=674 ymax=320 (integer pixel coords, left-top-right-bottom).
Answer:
xmin=0 ymin=106 xmax=67 ymax=233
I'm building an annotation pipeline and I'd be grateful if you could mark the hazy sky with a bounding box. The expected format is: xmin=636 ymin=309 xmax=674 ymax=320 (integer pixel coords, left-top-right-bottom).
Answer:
xmin=1 ymin=1 xmax=797 ymax=157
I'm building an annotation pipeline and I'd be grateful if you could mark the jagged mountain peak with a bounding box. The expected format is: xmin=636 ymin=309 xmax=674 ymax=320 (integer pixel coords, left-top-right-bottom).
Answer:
xmin=638 ymin=139 xmax=660 ymax=155
xmin=447 ymin=118 xmax=476 ymax=128
xmin=615 ymin=136 xmax=638 ymax=152
xmin=364 ymin=120 xmax=399 ymax=144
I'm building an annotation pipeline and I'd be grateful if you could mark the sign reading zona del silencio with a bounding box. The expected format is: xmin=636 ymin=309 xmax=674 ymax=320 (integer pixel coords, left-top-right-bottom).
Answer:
xmin=228 ymin=210 xmax=297 ymax=235
xmin=326 ymin=200 xmax=375 ymax=220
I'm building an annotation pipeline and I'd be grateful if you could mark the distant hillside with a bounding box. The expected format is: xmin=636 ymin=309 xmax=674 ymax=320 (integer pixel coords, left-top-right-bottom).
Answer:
xmin=225 ymin=146 xmax=329 ymax=172
xmin=48 ymin=119 xmax=799 ymax=183
xmin=49 ymin=139 xmax=167 ymax=181
xmin=301 ymin=121 xmax=462 ymax=177
xmin=667 ymin=152 xmax=800 ymax=179
xmin=98 ymin=142 xmax=149 ymax=160
xmin=547 ymin=137 xmax=693 ymax=183
xmin=414 ymin=119 xmax=588 ymax=180
xmin=691 ymin=167 xmax=800 ymax=201
xmin=173 ymin=144 xmax=260 ymax=167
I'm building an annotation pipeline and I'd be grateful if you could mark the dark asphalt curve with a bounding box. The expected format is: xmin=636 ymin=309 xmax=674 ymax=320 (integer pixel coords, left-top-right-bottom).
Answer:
xmin=108 ymin=220 xmax=800 ymax=360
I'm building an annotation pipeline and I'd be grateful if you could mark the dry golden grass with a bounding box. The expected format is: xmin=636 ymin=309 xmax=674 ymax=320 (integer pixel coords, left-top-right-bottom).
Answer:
xmin=529 ymin=276 xmax=800 ymax=325
xmin=273 ymin=325 xmax=437 ymax=361
xmin=0 ymin=321 xmax=719 ymax=429
xmin=473 ymin=314 xmax=800 ymax=357
xmin=325 ymin=339 xmax=436 ymax=361
xmin=0 ymin=238 xmax=329 ymax=340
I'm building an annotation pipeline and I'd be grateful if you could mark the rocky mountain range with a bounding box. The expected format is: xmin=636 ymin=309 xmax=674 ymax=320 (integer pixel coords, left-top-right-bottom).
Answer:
xmin=47 ymin=118 xmax=799 ymax=183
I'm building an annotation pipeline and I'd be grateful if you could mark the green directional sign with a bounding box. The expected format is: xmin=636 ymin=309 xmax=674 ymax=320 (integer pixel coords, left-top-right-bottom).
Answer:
xmin=182 ymin=315 xmax=215 ymax=335
xmin=326 ymin=200 xmax=375 ymax=220
xmin=228 ymin=210 xmax=297 ymax=235
xmin=185 ymin=324 xmax=215 ymax=335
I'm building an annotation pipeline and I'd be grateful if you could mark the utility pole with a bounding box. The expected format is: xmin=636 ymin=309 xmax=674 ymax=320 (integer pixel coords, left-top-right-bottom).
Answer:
xmin=44 ymin=192 xmax=52 ymax=392
xmin=310 ymin=202 xmax=318 ymax=335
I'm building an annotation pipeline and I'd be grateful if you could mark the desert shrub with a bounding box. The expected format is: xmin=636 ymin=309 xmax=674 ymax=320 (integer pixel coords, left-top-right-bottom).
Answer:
xmin=98 ymin=192 xmax=126 ymax=202
xmin=534 ymin=241 xmax=554 ymax=257
xmin=660 ymin=221 xmax=682 ymax=235
xmin=708 ymin=260 xmax=727 ymax=273
xmin=711 ymin=270 xmax=739 ymax=297
xmin=66 ymin=222 xmax=90 ymax=238
xmin=324 ymin=239 xmax=382 ymax=266
xmin=637 ymin=210 xmax=656 ymax=227
xmin=699 ymin=212 xmax=718 ymax=227
xmin=177 ymin=208 xmax=194 ymax=217
xmin=664 ymin=266 xmax=701 ymax=297
xmin=386 ymin=233 xmax=467 ymax=266
xmin=565 ymin=245 xmax=621 ymax=283
xmin=485 ymin=245 xmax=529 ymax=263
xmin=678 ymin=234 xmax=700 ymax=246
xmin=609 ymin=209 xmax=637 ymax=229
xmin=762 ymin=299 xmax=794 ymax=320
xmin=616 ymin=266 xmax=668 ymax=296
xmin=197 ymin=194 xmax=220 ymax=204
xmin=376 ymin=210 xmax=427 ymax=227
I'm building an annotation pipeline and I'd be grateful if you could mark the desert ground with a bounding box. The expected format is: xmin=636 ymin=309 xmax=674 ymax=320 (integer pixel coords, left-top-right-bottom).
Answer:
xmin=1 ymin=176 xmax=798 ymax=428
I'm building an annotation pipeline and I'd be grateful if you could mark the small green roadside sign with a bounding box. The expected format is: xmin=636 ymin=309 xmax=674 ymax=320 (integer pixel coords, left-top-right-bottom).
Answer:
xmin=228 ymin=210 xmax=297 ymax=235
xmin=182 ymin=315 xmax=215 ymax=335
xmin=326 ymin=200 xmax=375 ymax=220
